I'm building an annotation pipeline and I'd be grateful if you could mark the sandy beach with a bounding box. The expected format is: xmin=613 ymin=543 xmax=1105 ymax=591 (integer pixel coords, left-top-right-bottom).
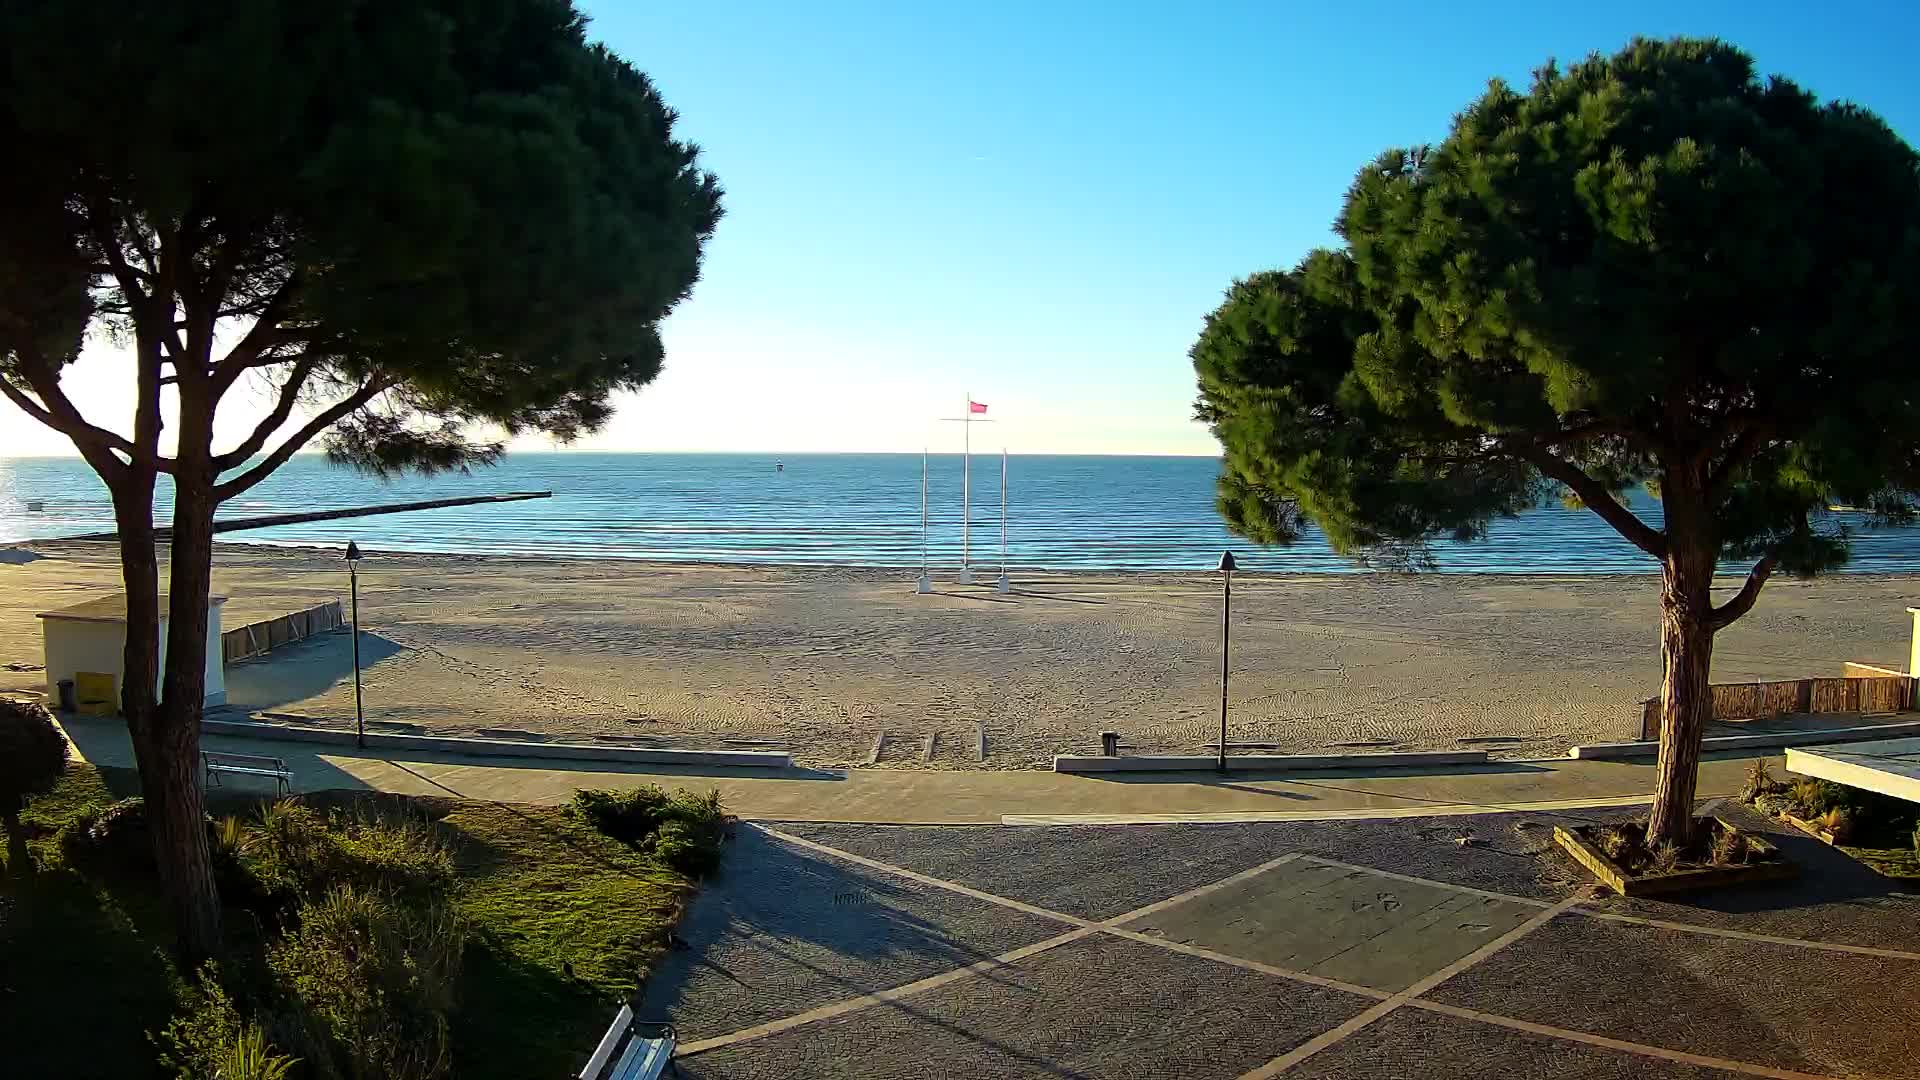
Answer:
xmin=3 ymin=541 xmax=1916 ymax=769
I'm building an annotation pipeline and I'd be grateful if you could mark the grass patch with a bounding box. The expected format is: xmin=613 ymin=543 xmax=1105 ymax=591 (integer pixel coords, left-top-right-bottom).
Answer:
xmin=1 ymin=764 xmax=715 ymax=1079
xmin=445 ymin=802 xmax=690 ymax=1079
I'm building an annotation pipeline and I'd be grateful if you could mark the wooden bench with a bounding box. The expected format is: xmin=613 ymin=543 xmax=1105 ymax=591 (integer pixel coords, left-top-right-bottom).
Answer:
xmin=578 ymin=1005 xmax=677 ymax=1079
xmin=202 ymin=751 xmax=293 ymax=795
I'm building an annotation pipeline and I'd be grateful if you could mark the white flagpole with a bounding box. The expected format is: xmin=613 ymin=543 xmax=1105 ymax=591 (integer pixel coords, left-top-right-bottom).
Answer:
xmin=917 ymin=448 xmax=932 ymax=593
xmin=995 ymin=447 xmax=1010 ymax=594
xmin=959 ymin=392 xmax=974 ymax=584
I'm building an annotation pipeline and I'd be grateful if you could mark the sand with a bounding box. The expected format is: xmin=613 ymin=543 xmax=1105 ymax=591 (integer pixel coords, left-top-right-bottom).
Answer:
xmin=3 ymin=541 xmax=1916 ymax=769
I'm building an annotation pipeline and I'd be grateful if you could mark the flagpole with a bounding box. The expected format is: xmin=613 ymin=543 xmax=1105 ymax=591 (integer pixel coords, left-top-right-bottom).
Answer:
xmin=917 ymin=448 xmax=932 ymax=593
xmin=959 ymin=392 xmax=974 ymax=584
xmin=995 ymin=447 xmax=1010 ymax=595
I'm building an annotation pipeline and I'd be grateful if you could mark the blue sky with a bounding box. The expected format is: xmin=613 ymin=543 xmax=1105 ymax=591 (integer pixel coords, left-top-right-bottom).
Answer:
xmin=5 ymin=1 xmax=1919 ymax=457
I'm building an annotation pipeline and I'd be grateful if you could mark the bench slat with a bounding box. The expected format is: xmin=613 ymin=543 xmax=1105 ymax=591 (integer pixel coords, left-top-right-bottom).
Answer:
xmin=208 ymin=766 xmax=287 ymax=778
xmin=621 ymin=1038 xmax=673 ymax=1080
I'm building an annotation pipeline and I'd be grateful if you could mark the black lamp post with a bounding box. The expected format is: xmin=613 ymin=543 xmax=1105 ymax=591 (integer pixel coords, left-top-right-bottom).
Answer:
xmin=346 ymin=541 xmax=365 ymax=749
xmin=1217 ymin=550 xmax=1237 ymax=773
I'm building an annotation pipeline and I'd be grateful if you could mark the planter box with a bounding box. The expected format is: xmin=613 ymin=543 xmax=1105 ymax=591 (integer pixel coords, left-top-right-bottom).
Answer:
xmin=1553 ymin=818 xmax=1798 ymax=896
xmin=1774 ymin=810 xmax=1841 ymax=845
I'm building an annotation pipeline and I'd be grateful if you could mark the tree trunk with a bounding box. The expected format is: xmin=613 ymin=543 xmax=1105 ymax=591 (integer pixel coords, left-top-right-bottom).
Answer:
xmin=1646 ymin=535 xmax=1717 ymax=849
xmin=156 ymin=410 xmax=225 ymax=959
xmin=115 ymin=476 xmax=223 ymax=959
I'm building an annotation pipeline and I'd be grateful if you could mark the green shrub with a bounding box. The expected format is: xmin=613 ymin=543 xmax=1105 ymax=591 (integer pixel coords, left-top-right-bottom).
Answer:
xmin=568 ymin=786 xmax=674 ymax=847
xmin=240 ymin=800 xmax=454 ymax=911
xmin=0 ymin=698 xmax=68 ymax=828
xmin=157 ymin=967 xmax=301 ymax=1080
xmin=269 ymin=885 xmax=466 ymax=1080
xmin=1739 ymin=759 xmax=1782 ymax=804
xmin=568 ymin=786 xmax=728 ymax=877
xmin=215 ymin=1025 xmax=300 ymax=1080
xmin=63 ymin=796 xmax=156 ymax=869
xmin=156 ymin=967 xmax=247 ymax=1079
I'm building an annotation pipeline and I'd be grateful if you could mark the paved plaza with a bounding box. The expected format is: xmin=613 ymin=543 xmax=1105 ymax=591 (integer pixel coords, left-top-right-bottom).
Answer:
xmin=643 ymin=802 xmax=1919 ymax=1079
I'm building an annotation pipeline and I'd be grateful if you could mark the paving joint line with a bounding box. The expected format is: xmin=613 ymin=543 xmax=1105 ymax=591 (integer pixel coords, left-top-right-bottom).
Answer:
xmin=1405 ymin=1000 xmax=1881 ymax=1080
xmin=1296 ymin=855 xmax=1920 ymax=963
xmin=1237 ymin=890 xmax=1592 ymax=1078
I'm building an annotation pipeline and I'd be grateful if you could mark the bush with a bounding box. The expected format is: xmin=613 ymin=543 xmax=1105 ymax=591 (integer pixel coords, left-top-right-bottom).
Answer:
xmin=240 ymin=801 xmax=454 ymax=913
xmin=0 ymin=697 xmax=69 ymax=822
xmin=269 ymin=885 xmax=466 ymax=1080
xmin=63 ymin=796 xmax=157 ymax=869
xmin=157 ymin=967 xmax=302 ymax=1080
xmin=568 ymin=786 xmax=727 ymax=877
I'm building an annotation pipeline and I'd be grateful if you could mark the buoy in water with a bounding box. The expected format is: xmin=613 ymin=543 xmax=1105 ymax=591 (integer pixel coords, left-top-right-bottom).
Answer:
xmin=775 ymin=461 xmax=783 ymax=472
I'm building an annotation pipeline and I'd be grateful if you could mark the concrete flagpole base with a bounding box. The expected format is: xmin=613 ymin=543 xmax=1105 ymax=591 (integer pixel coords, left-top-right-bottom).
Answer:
xmin=957 ymin=569 xmax=976 ymax=585
xmin=916 ymin=571 xmax=933 ymax=594
xmin=995 ymin=572 xmax=1011 ymax=595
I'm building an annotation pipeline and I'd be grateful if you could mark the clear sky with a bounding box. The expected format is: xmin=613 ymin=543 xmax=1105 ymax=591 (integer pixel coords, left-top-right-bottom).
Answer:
xmin=6 ymin=1 xmax=1919 ymax=458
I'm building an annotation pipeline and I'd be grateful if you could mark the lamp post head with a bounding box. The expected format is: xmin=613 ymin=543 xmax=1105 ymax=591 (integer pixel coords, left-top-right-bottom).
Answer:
xmin=345 ymin=541 xmax=363 ymax=562
xmin=1216 ymin=550 xmax=1237 ymax=574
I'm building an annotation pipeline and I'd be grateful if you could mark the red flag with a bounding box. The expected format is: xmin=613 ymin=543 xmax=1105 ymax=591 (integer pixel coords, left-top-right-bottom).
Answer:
xmin=969 ymin=400 xmax=988 ymax=414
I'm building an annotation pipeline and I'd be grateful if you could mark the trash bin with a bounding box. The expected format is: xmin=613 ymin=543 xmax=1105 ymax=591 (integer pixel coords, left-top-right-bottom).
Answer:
xmin=57 ymin=678 xmax=77 ymax=713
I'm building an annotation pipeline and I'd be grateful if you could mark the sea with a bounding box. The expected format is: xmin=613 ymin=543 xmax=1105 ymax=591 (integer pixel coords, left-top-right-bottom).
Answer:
xmin=2 ymin=452 xmax=1918 ymax=574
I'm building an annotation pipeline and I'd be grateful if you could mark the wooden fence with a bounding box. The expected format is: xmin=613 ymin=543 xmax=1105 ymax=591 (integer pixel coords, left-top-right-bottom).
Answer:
xmin=1638 ymin=664 xmax=1914 ymax=739
xmin=222 ymin=600 xmax=344 ymax=663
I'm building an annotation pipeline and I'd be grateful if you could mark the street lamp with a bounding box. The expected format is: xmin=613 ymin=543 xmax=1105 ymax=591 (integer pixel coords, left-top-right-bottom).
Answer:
xmin=345 ymin=541 xmax=365 ymax=749
xmin=1216 ymin=550 xmax=1237 ymax=773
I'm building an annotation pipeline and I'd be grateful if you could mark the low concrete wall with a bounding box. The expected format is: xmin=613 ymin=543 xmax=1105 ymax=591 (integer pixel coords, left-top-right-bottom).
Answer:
xmin=1053 ymin=750 xmax=1489 ymax=774
xmin=1570 ymin=718 xmax=1920 ymax=761
xmin=200 ymin=717 xmax=793 ymax=769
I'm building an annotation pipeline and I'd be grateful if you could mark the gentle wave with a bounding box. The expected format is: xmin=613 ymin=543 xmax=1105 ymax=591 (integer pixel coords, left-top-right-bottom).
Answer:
xmin=2 ymin=451 xmax=1918 ymax=574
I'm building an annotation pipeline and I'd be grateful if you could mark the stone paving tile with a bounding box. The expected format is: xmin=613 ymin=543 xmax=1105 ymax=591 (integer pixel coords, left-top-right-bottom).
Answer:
xmin=1579 ymin=801 xmax=1920 ymax=952
xmin=1287 ymin=1007 xmax=1759 ymax=1080
xmin=1427 ymin=913 xmax=1920 ymax=1078
xmin=1129 ymin=859 xmax=1538 ymax=992
xmin=675 ymin=932 xmax=1373 ymax=1080
xmin=640 ymin=827 xmax=1071 ymax=1041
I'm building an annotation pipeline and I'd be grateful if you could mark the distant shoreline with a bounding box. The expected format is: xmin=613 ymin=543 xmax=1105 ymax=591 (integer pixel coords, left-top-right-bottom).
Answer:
xmin=16 ymin=536 xmax=1920 ymax=583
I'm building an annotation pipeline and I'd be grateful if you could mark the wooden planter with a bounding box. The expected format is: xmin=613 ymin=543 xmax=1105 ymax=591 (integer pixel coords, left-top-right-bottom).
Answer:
xmin=1553 ymin=818 xmax=1798 ymax=897
xmin=1774 ymin=810 xmax=1841 ymax=845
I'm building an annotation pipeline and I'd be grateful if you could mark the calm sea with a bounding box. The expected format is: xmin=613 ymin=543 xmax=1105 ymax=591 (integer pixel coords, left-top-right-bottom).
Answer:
xmin=1 ymin=452 xmax=1917 ymax=574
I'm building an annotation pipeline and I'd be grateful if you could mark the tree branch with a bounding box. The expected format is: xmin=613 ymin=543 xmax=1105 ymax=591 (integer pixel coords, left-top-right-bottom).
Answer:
xmin=213 ymin=376 xmax=390 ymax=501
xmin=0 ymin=361 xmax=164 ymax=478
xmin=211 ymin=269 xmax=302 ymax=392
xmin=1706 ymin=423 xmax=1771 ymax=497
xmin=1514 ymin=443 xmax=1668 ymax=558
xmin=1709 ymin=553 xmax=1777 ymax=630
xmin=210 ymin=356 xmax=320 ymax=470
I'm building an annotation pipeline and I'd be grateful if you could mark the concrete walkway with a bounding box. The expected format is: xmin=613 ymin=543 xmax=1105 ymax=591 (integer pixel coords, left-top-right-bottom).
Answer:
xmin=60 ymin=714 xmax=1769 ymax=825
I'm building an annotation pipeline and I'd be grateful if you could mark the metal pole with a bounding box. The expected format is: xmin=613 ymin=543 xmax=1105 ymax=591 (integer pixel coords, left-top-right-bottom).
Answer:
xmin=1000 ymin=448 xmax=1008 ymax=572
xmin=917 ymin=448 xmax=932 ymax=594
xmin=351 ymin=564 xmax=365 ymax=749
xmin=961 ymin=393 xmax=972 ymax=583
xmin=1218 ymin=567 xmax=1230 ymax=773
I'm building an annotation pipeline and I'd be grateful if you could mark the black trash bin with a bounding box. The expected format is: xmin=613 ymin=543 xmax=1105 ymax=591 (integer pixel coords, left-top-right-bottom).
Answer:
xmin=57 ymin=678 xmax=77 ymax=713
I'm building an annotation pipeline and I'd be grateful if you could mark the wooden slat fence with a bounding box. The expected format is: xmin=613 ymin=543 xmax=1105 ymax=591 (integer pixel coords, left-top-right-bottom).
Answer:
xmin=1638 ymin=664 xmax=1914 ymax=739
xmin=222 ymin=600 xmax=344 ymax=663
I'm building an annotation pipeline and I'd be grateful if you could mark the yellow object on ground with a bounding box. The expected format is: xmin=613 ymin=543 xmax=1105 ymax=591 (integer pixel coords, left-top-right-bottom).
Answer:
xmin=75 ymin=671 xmax=116 ymax=716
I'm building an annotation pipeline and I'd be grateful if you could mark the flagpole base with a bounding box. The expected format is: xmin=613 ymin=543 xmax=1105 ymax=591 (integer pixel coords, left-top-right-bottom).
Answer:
xmin=995 ymin=572 xmax=1010 ymax=595
xmin=916 ymin=571 xmax=933 ymax=594
xmin=958 ymin=568 xmax=976 ymax=585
